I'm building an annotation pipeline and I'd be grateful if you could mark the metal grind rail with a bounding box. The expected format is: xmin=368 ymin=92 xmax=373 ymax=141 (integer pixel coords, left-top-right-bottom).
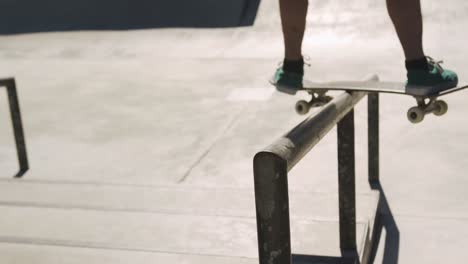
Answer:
xmin=253 ymin=86 xmax=380 ymax=263
xmin=1 ymin=78 xmax=28 ymax=178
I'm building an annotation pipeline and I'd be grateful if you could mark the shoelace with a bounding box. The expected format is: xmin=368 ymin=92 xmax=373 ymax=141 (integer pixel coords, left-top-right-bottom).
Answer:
xmin=426 ymin=56 xmax=444 ymax=74
xmin=303 ymin=55 xmax=311 ymax=67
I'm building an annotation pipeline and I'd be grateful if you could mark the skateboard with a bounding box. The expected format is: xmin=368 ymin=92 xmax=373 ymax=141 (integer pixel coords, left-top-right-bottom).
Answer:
xmin=271 ymin=74 xmax=468 ymax=124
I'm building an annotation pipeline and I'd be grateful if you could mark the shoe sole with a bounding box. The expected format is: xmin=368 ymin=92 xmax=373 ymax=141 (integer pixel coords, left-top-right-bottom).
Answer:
xmin=407 ymin=78 xmax=459 ymax=96
xmin=269 ymin=79 xmax=300 ymax=95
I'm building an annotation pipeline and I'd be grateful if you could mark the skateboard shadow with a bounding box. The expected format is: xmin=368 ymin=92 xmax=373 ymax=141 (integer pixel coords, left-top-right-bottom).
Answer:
xmin=0 ymin=0 xmax=261 ymax=35
xmin=368 ymin=182 xmax=400 ymax=264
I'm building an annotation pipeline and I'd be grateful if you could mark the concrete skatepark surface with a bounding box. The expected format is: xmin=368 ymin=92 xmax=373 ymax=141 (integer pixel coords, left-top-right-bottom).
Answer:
xmin=1 ymin=0 xmax=468 ymax=263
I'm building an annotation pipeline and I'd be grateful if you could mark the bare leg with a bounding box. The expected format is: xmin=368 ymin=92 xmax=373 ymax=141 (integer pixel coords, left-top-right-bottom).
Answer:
xmin=279 ymin=0 xmax=308 ymax=60
xmin=387 ymin=0 xmax=425 ymax=60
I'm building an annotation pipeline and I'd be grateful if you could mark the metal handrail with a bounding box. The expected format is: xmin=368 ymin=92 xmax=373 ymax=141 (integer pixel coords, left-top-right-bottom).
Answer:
xmin=253 ymin=87 xmax=380 ymax=263
xmin=1 ymin=78 xmax=28 ymax=178
xmin=259 ymin=91 xmax=366 ymax=170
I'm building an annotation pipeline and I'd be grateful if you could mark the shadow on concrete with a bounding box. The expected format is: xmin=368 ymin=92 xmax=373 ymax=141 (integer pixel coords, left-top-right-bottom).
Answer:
xmin=292 ymin=249 xmax=359 ymax=264
xmin=369 ymin=182 xmax=400 ymax=264
xmin=14 ymin=169 xmax=28 ymax=178
xmin=0 ymin=0 xmax=261 ymax=35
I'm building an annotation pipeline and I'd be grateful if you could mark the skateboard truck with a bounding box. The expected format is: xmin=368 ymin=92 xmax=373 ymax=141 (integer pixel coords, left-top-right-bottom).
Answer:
xmin=296 ymin=91 xmax=449 ymax=124
xmin=295 ymin=90 xmax=333 ymax=115
xmin=407 ymin=96 xmax=448 ymax=124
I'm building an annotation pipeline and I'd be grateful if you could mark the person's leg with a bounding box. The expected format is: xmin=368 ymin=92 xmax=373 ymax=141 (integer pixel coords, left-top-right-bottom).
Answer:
xmin=271 ymin=0 xmax=308 ymax=92
xmin=387 ymin=0 xmax=457 ymax=88
xmin=279 ymin=0 xmax=308 ymax=61
xmin=387 ymin=0 xmax=425 ymax=61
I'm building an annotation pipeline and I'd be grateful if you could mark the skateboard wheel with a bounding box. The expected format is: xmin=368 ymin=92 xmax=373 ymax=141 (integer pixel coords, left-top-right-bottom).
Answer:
xmin=295 ymin=100 xmax=310 ymax=115
xmin=407 ymin=107 xmax=425 ymax=124
xmin=433 ymin=100 xmax=448 ymax=116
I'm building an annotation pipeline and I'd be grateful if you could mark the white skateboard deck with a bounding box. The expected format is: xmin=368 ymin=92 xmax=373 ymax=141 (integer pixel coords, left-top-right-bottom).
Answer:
xmin=300 ymin=79 xmax=467 ymax=97
xmin=271 ymin=74 xmax=468 ymax=123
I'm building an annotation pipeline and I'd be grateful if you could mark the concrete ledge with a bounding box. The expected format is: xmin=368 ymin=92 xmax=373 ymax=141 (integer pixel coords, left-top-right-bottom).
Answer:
xmin=0 ymin=242 xmax=258 ymax=264
xmin=0 ymin=181 xmax=378 ymax=221
xmin=0 ymin=182 xmax=380 ymax=263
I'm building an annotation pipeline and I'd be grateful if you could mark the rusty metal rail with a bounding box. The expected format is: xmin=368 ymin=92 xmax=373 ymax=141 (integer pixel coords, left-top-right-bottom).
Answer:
xmin=1 ymin=78 xmax=28 ymax=177
xmin=253 ymin=89 xmax=380 ymax=263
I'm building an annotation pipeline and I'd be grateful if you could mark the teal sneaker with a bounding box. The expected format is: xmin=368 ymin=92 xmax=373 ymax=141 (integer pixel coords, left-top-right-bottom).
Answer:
xmin=271 ymin=66 xmax=303 ymax=95
xmin=407 ymin=56 xmax=458 ymax=94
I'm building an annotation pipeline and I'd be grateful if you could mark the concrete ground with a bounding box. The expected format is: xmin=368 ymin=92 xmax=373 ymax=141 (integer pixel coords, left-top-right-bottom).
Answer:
xmin=1 ymin=0 xmax=468 ymax=263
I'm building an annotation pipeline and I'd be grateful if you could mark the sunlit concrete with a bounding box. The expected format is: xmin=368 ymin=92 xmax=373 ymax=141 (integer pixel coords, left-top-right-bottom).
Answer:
xmin=1 ymin=0 xmax=468 ymax=263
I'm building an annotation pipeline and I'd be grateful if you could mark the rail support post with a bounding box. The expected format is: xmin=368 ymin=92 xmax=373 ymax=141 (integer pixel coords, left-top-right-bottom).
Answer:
xmin=253 ymin=152 xmax=291 ymax=264
xmin=337 ymin=109 xmax=357 ymax=252
xmin=368 ymin=93 xmax=379 ymax=184
xmin=1 ymin=78 xmax=29 ymax=177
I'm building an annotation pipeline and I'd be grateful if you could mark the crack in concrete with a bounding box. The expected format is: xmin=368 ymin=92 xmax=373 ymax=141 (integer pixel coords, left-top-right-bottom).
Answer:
xmin=177 ymin=106 xmax=246 ymax=183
